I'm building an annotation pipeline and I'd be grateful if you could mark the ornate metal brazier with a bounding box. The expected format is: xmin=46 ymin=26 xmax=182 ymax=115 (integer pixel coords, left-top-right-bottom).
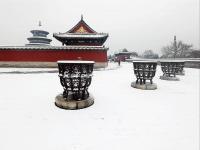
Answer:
xmin=175 ymin=61 xmax=185 ymax=75
xmin=57 ymin=61 xmax=94 ymax=100
xmin=133 ymin=61 xmax=157 ymax=84
xmin=160 ymin=61 xmax=184 ymax=77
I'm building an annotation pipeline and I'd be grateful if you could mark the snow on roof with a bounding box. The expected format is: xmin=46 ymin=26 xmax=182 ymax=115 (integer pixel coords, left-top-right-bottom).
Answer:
xmin=53 ymin=33 xmax=108 ymax=38
xmin=30 ymin=22 xmax=49 ymax=35
xmin=67 ymin=18 xmax=97 ymax=33
xmin=0 ymin=62 xmax=198 ymax=150
xmin=27 ymin=36 xmax=52 ymax=41
xmin=31 ymin=29 xmax=49 ymax=34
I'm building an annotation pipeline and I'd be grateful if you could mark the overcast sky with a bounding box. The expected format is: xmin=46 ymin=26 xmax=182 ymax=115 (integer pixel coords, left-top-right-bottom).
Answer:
xmin=0 ymin=0 xmax=199 ymax=55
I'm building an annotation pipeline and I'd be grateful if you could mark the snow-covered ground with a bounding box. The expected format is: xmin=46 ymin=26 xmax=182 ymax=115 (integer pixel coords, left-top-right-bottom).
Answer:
xmin=0 ymin=62 xmax=199 ymax=150
xmin=0 ymin=62 xmax=119 ymax=74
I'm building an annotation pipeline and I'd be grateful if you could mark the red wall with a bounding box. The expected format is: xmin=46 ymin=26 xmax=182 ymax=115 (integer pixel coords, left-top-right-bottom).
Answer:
xmin=0 ymin=49 xmax=107 ymax=62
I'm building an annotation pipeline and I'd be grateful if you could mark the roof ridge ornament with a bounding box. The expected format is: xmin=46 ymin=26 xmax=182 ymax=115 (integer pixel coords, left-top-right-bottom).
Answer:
xmin=81 ymin=14 xmax=83 ymax=20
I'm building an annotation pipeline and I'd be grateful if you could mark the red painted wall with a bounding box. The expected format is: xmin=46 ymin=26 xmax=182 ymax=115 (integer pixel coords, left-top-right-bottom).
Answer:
xmin=0 ymin=49 xmax=107 ymax=62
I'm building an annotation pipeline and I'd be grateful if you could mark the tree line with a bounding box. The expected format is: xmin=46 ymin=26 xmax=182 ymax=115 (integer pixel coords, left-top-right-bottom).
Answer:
xmin=110 ymin=36 xmax=199 ymax=59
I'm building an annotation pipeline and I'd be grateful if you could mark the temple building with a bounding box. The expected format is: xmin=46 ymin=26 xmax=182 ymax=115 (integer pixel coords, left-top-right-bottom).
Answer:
xmin=53 ymin=16 xmax=108 ymax=46
xmin=0 ymin=17 xmax=109 ymax=68
xmin=114 ymin=49 xmax=138 ymax=62
xmin=26 ymin=21 xmax=52 ymax=46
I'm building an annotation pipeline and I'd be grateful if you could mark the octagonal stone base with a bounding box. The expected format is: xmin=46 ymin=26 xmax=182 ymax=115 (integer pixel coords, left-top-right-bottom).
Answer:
xmin=131 ymin=82 xmax=157 ymax=90
xmin=160 ymin=76 xmax=180 ymax=81
xmin=176 ymin=71 xmax=185 ymax=76
xmin=55 ymin=94 xmax=94 ymax=110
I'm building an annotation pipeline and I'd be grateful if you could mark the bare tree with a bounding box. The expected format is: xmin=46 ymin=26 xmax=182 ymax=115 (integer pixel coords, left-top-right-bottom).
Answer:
xmin=161 ymin=36 xmax=193 ymax=58
xmin=141 ymin=50 xmax=159 ymax=59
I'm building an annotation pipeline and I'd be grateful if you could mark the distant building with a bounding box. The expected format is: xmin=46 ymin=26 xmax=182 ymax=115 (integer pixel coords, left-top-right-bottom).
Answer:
xmin=0 ymin=17 xmax=109 ymax=68
xmin=26 ymin=21 xmax=52 ymax=46
xmin=114 ymin=49 xmax=138 ymax=61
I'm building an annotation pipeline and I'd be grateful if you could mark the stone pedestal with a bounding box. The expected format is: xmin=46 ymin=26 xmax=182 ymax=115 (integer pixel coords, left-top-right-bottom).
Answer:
xmin=55 ymin=94 xmax=94 ymax=110
xmin=176 ymin=70 xmax=185 ymax=76
xmin=159 ymin=75 xmax=180 ymax=81
xmin=56 ymin=60 xmax=94 ymax=110
xmin=131 ymin=82 xmax=157 ymax=90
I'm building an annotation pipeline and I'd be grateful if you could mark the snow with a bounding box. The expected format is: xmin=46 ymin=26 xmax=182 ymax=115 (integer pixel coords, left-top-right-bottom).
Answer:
xmin=0 ymin=45 xmax=107 ymax=50
xmin=0 ymin=62 xmax=199 ymax=150
xmin=132 ymin=60 xmax=158 ymax=63
xmin=57 ymin=60 xmax=94 ymax=64
xmin=0 ymin=68 xmax=58 ymax=74
xmin=159 ymin=60 xmax=185 ymax=62
xmin=54 ymin=33 xmax=108 ymax=38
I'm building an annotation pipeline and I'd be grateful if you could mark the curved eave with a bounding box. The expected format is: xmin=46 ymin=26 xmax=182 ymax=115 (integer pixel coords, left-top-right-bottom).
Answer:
xmin=53 ymin=36 xmax=108 ymax=41
xmin=53 ymin=34 xmax=108 ymax=45
xmin=31 ymin=30 xmax=49 ymax=35
xmin=53 ymin=33 xmax=108 ymax=39
xmin=27 ymin=37 xmax=52 ymax=42
xmin=67 ymin=19 xmax=97 ymax=33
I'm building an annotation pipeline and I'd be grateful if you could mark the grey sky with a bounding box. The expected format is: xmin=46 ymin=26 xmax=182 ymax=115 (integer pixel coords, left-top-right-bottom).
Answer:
xmin=0 ymin=0 xmax=199 ymax=55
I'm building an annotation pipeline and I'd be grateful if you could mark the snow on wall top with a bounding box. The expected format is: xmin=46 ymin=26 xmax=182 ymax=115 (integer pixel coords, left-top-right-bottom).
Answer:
xmin=0 ymin=46 xmax=108 ymax=51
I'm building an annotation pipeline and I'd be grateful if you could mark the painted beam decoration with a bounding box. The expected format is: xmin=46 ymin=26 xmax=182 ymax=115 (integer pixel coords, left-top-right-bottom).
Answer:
xmin=75 ymin=26 xmax=89 ymax=33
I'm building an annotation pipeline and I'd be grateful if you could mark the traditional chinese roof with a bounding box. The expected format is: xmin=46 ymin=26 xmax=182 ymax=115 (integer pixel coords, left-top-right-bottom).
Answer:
xmin=67 ymin=16 xmax=97 ymax=34
xmin=26 ymin=21 xmax=52 ymax=46
xmin=53 ymin=33 xmax=108 ymax=39
xmin=53 ymin=16 xmax=108 ymax=46
xmin=27 ymin=36 xmax=52 ymax=42
xmin=30 ymin=30 xmax=49 ymax=36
